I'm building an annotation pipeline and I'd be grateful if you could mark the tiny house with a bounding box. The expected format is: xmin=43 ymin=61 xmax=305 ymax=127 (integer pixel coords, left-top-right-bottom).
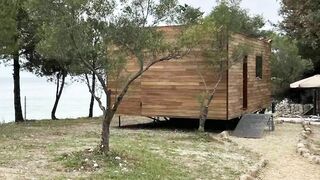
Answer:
xmin=109 ymin=26 xmax=271 ymax=120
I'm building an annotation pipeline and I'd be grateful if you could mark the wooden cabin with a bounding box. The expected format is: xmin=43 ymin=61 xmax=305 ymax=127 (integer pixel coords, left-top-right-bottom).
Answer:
xmin=109 ymin=26 xmax=271 ymax=120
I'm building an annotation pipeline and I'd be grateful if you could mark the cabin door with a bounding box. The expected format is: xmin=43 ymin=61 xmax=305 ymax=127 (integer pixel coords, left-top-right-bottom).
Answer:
xmin=243 ymin=56 xmax=248 ymax=109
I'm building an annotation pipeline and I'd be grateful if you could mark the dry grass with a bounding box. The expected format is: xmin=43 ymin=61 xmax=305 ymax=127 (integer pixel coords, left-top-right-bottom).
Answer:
xmin=0 ymin=116 xmax=259 ymax=180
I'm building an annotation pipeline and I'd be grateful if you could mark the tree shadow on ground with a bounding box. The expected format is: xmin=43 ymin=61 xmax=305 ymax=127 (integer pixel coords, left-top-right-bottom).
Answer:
xmin=117 ymin=118 xmax=240 ymax=133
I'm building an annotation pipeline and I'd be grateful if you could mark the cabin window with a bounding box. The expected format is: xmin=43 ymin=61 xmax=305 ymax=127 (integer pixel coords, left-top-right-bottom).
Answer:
xmin=256 ymin=56 xmax=263 ymax=79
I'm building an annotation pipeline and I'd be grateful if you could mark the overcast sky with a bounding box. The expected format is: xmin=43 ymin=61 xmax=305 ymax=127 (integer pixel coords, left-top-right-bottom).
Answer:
xmin=0 ymin=0 xmax=281 ymax=77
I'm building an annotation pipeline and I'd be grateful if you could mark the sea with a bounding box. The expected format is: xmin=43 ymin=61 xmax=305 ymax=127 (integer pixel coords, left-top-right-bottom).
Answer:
xmin=0 ymin=64 xmax=104 ymax=123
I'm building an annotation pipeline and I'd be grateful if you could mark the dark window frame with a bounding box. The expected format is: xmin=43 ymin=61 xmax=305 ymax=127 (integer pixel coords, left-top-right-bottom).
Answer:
xmin=255 ymin=55 xmax=263 ymax=79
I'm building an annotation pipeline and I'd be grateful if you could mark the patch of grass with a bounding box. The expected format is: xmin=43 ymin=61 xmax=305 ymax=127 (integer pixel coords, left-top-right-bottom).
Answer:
xmin=54 ymin=147 xmax=187 ymax=180
xmin=79 ymin=131 xmax=100 ymax=139
xmin=0 ymin=117 xmax=260 ymax=179
xmin=92 ymin=150 xmax=187 ymax=180
xmin=25 ymin=117 xmax=101 ymax=128
xmin=54 ymin=149 xmax=111 ymax=171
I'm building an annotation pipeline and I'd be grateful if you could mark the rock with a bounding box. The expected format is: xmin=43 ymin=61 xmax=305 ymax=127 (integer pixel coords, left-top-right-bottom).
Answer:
xmin=297 ymin=147 xmax=309 ymax=155
xmin=300 ymin=133 xmax=308 ymax=139
xmin=115 ymin=156 xmax=121 ymax=160
xmin=219 ymin=131 xmax=229 ymax=140
xmin=259 ymin=159 xmax=268 ymax=168
xmin=247 ymin=165 xmax=259 ymax=177
xmin=121 ymin=167 xmax=129 ymax=172
xmin=297 ymin=143 xmax=305 ymax=149
xmin=303 ymin=121 xmax=311 ymax=125
xmin=239 ymin=174 xmax=256 ymax=180
xmin=298 ymin=139 xmax=308 ymax=145
xmin=302 ymin=152 xmax=310 ymax=158
xmin=276 ymin=120 xmax=284 ymax=124
xmin=308 ymin=155 xmax=317 ymax=162
xmin=303 ymin=130 xmax=311 ymax=135
xmin=305 ymin=127 xmax=312 ymax=133
xmin=93 ymin=163 xmax=99 ymax=168
xmin=315 ymin=157 xmax=320 ymax=164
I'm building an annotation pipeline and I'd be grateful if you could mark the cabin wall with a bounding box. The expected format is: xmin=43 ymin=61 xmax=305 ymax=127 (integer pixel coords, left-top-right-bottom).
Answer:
xmin=109 ymin=51 xmax=228 ymax=119
xmin=141 ymin=51 xmax=227 ymax=119
xmin=109 ymin=27 xmax=271 ymax=121
xmin=109 ymin=26 xmax=228 ymax=120
xmin=227 ymin=34 xmax=272 ymax=119
xmin=109 ymin=56 xmax=142 ymax=115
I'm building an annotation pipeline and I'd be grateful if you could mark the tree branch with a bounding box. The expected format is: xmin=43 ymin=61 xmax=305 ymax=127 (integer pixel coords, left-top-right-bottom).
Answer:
xmin=84 ymin=73 xmax=106 ymax=112
xmin=112 ymin=49 xmax=190 ymax=112
xmin=192 ymin=55 xmax=208 ymax=93
xmin=69 ymin=33 xmax=109 ymax=97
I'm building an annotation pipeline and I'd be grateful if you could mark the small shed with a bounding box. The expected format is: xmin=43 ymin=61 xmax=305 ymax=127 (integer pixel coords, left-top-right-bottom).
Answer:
xmin=290 ymin=75 xmax=320 ymax=115
xmin=109 ymin=26 xmax=272 ymax=120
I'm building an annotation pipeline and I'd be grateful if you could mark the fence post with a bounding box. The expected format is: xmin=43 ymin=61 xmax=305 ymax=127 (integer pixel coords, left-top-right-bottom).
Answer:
xmin=24 ymin=96 xmax=27 ymax=121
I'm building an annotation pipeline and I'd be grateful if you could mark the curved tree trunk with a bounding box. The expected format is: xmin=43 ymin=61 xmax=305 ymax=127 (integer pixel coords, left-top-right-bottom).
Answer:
xmin=198 ymin=74 xmax=223 ymax=131
xmin=51 ymin=72 xmax=66 ymax=120
xmin=13 ymin=52 xmax=24 ymax=122
xmin=88 ymin=73 xmax=95 ymax=118
xmin=100 ymin=90 xmax=113 ymax=152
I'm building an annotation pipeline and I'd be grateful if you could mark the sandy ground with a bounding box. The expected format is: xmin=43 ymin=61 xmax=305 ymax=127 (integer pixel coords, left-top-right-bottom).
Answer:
xmin=1 ymin=117 xmax=319 ymax=179
xmin=0 ymin=117 xmax=258 ymax=180
xmin=231 ymin=123 xmax=320 ymax=180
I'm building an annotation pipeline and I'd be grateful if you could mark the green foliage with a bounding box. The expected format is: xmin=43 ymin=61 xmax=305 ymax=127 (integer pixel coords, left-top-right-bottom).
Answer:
xmin=110 ymin=1 xmax=180 ymax=59
xmin=270 ymin=33 xmax=313 ymax=99
xmin=209 ymin=0 xmax=264 ymax=37
xmin=178 ymin=18 xmax=218 ymax=48
xmin=180 ymin=0 xmax=255 ymax=70
xmin=280 ymin=0 xmax=320 ymax=74
xmin=281 ymin=0 xmax=320 ymax=48
xmin=27 ymin=0 xmax=115 ymax=78
xmin=31 ymin=0 xmax=184 ymax=81
xmin=175 ymin=4 xmax=204 ymax=25
xmin=0 ymin=0 xmax=39 ymax=60
xmin=180 ymin=0 xmax=259 ymax=123
xmin=0 ymin=0 xmax=17 ymax=56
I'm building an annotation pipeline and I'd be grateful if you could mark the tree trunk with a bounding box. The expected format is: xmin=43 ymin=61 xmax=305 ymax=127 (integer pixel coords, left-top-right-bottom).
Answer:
xmin=100 ymin=90 xmax=114 ymax=153
xmin=51 ymin=72 xmax=66 ymax=120
xmin=13 ymin=52 xmax=24 ymax=122
xmin=88 ymin=73 xmax=96 ymax=118
xmin=198 ymin=74 xmax=223 ymax=131
xmin=100 ymin=113 xmax=113 ymax=152
xmin=198 ymin=106 xmax=208 ymax=132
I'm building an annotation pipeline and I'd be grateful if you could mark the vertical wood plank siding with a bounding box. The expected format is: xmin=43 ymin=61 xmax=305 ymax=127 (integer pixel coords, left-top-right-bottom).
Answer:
xmin=227 ymin=34 xmax=272 ymax=119
xmin=109 ymin=27 xmax=271 ymax=120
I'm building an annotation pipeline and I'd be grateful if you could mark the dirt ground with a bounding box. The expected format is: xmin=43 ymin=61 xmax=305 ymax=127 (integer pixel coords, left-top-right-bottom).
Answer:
xmin=0 ymin=116 xmax=319 ymax=179
xmin=0 ymin=116 xmax=258 ymax=180
xmin=231 ymin=123 xmax=320 ymax=180
xmin=310 ymin=125 xmax=320 ymax=155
